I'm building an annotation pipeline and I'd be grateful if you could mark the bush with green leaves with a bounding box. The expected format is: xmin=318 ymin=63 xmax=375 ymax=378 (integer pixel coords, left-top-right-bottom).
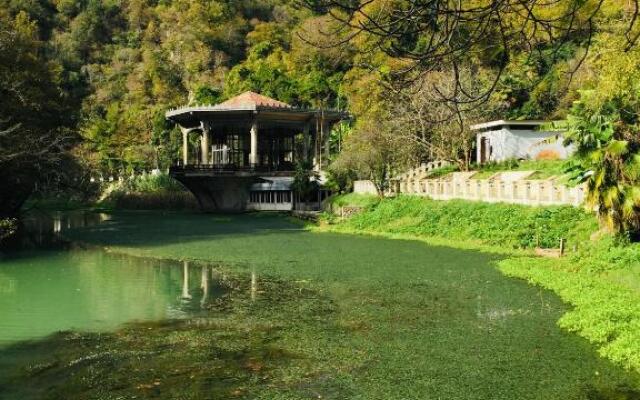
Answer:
xmin=100 ymin=173 xmax=197 ymax=210
xmin=118 ymin=173 xmax=187 ymax=193
xmin=564 ymin=91 xmax=640 ymax=236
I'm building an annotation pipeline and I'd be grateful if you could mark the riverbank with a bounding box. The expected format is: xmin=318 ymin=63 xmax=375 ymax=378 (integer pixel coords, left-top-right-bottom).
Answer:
xmin=320 ymin=194 xmax=640 ymax=372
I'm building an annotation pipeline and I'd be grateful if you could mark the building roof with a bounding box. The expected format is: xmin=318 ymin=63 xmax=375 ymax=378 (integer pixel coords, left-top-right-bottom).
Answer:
xmin=165 ymin=91 xmax=348 ymax=128
xmin=470 ymin=120 xmax=547 ymax=131
xmin=214 ymin=91 xmax=292 ymax=110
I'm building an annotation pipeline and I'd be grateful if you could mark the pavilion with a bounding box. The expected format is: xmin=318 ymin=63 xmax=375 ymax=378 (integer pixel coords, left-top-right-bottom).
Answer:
xmin=166 ymin=91 xmax=347 ymax=212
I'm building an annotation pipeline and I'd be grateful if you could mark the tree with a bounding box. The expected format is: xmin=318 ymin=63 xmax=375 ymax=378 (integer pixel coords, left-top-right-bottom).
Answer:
xmin=385 ymin=67 xmax=495 ymax=170
xmin=291 ymin=160 xmax=319 ymax=205
xmin=565 ymin=93 xmax=640 ymax=236
xmin=331 ymin=118 xmax=415 ymax=196
xmin=561 ymin=36 xmax=640 ymax=237
xmin=0 ymin=11 xmax=75 ymax=217
xmin=303 ymin=0 xmax=639 ymax=116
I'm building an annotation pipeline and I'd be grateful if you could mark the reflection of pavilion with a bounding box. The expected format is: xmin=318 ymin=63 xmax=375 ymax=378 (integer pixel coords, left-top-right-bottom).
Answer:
xmin=179 ymin=262 xmax=259 ymax=307
xmin=181 ymin=261 xmax=211 ymax=308
xmin=181 ymin=261 xmax=192 ymax=300
xmin=166 ymin=91 xmax=347 ymax=212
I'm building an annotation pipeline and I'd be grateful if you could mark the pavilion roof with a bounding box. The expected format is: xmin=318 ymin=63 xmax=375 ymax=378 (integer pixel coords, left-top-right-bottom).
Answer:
xmin=165 ymin=91 xmax=349 ymax=128
xmin=214 ymin=91 xmax=292 ymax=110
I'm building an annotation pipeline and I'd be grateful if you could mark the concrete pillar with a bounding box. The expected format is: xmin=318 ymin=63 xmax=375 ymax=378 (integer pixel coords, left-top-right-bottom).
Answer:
xmin=250 ymin=121 xmax=258 ymax=167
xmin=561 ymin=185 xmax=569 ymax=203
xmin=201 ymin=126 xmax=210 ymax=165
xmin=303 ymin=122 xmax=310 ymax=162
xmin=323 ymin=121 xmax=331 ymax=167
xmin=181 ymin=127 xmax=189 ymax=166
xmin=550 ymin=183 xmax=557 ymax=204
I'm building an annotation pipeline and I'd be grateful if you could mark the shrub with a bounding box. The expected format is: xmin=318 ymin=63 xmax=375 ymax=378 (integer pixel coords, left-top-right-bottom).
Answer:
xmin=99 ymin=172 xmax=198 ymax=210
xmin=119 ymin=173 xmax=187 ymax=193
xmin=108 ymin=191 xmax=198 ymax=210
xmin=324 ymin=193 xmax=380 ymax=210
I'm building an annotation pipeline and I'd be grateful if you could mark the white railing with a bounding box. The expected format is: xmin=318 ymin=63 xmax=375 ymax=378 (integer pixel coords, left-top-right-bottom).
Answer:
xmin=412 ymin=176 xmax=585 ymax=207
xmin=354 ymin=164 xmax=586 ymax=207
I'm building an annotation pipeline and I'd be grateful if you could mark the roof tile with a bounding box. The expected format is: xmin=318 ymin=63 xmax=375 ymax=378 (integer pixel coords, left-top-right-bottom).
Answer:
xmin=214 ymin=91 xmax=292 ymax=109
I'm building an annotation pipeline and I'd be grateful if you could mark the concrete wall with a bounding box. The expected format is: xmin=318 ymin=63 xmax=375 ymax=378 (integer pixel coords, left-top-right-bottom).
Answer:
xmin=353 ymin=180 xmax=378 ymax=195
xmin=477 ymin=128 xmax=573 ymax=162
xmin=247 ymin=202 xmax=293 ymax=211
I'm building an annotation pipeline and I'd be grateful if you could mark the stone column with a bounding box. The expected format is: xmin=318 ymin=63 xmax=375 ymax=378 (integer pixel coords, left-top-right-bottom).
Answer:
xmin=323 ymin=121 xmax=331 ymax=167
xmin=181 ymin=127 xmax=189 ymax=166
xmin=250 ymin=120 xmax=258 ymax=167
xmin=303 ymin=122 xmax=310 ymax=162
xmin=201 ymin=125 xmax=210 ymax=165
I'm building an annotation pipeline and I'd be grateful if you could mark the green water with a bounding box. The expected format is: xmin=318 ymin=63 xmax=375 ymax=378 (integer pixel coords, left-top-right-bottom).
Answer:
xmin=1 ymin=211 xmax=639 ymax=399
xmin=0 ymin=251 xmax=221 ymax=345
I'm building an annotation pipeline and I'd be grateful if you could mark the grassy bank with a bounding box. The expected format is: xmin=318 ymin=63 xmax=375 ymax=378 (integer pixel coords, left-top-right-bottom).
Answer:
xmin=323 ymin=194 xmax=640 ymax=373
xmin=326 ymin=194 xmax=596 ymax=249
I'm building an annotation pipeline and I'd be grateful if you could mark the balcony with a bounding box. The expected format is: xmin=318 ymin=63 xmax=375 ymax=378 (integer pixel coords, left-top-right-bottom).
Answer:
xmin=170 ymin=163 xmax=295 ymax=176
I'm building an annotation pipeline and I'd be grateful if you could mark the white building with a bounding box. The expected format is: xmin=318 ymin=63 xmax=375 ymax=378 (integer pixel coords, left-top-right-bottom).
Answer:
xmin=471 ymin=120 xmax=573 ymax=164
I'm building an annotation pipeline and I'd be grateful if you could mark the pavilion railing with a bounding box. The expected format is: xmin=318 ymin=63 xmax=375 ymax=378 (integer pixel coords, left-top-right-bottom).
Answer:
xmin=170 ymin=163 xmax=294 ymax=174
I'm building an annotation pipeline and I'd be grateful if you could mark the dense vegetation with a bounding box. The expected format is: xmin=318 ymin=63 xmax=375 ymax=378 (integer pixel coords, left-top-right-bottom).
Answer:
xmin=4 ymin=0 xmax=640 ymax=393
xmin=98 ymin=173 xmax=198 ymax=210
xmin=3 ymin=0 xmax=640 ymax=221
xmin=0 ymin=0 xmax=352 ymax=218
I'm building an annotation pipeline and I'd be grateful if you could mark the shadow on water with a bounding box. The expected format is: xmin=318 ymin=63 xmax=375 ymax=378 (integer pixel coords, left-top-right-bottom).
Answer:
xmin=1 ymin=210 xmax=110 ymax=253
xmin=2 ymin=210 xmax=291 ymax=255
xmin=62 ymin=210 xmax=307 ymax=248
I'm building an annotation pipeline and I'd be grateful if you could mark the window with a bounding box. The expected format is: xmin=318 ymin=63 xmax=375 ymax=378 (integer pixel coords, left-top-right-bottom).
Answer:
xmin=249 ymin=191 xmax=292 ymax=204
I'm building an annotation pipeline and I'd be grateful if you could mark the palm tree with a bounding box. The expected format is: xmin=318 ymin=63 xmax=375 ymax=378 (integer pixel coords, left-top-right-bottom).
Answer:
xmin=565 ymin=94 xmax=640 ymax=236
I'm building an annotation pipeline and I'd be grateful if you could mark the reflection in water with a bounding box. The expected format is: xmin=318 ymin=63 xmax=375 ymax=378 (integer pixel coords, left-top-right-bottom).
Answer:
xmin=181 ymin=260 xmax=192 ymax=300
xmin=201 ymin=265 xmax=209 ymax=307
xmin=251 ymin=271 xmax=258 ymax=301
xmin=0 ymin=249 xmax=231 ymax=346
xmin=53 ymin=216 xmax=61 ymax=233
xmin=9 ymin=211 xmax=110 ymax=250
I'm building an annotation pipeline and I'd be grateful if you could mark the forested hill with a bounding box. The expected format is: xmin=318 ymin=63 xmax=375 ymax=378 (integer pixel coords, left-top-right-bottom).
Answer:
xmin=1 ymin=1 xmax=637 ymax=195
xmin=0 ymin=0 xmax=356 ymax=174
